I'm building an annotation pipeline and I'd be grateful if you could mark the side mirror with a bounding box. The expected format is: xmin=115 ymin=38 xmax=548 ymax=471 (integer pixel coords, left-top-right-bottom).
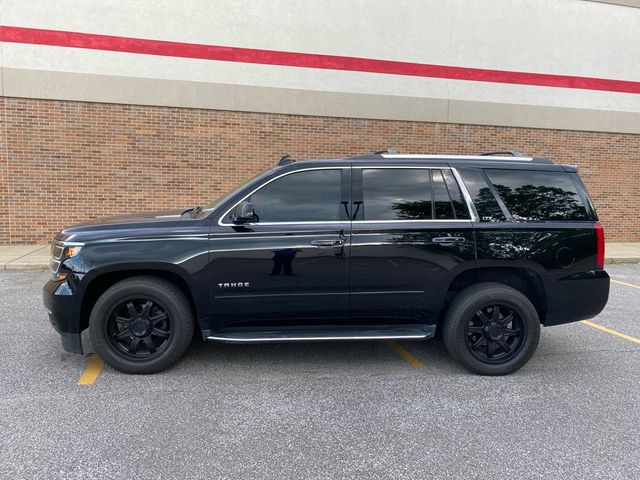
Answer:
xmin=232 ymin=201 xmax=258 ymax=223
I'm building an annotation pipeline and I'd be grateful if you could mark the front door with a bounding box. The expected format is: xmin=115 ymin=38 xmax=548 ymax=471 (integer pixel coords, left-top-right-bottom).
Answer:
xmin=208 ymin=167 xmax=351 ymax=329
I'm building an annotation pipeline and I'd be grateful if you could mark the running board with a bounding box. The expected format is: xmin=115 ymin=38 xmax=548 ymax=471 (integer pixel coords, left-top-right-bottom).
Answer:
xmin=206 ymin=326 xmax=435 ymax=344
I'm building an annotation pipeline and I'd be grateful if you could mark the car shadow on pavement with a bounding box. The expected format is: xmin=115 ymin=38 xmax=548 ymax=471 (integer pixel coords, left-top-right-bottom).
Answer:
xmin=74 ymin=323 xmax=627 ymax=380
xmin=178 ymin=337 xmax=468 ymax=376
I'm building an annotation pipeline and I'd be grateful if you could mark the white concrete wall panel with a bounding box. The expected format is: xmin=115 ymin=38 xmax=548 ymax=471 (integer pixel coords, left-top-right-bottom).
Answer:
xmin=1 ymin=0 xmax=640 ymax=132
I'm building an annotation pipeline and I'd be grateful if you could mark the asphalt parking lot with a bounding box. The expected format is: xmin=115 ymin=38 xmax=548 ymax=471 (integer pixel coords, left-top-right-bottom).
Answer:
xmin=1 ymin=266 xmax=639 ymax=479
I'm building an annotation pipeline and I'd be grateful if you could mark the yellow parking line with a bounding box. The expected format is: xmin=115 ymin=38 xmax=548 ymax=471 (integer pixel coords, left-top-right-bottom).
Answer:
xmin=386 ymin=340 xmax=425 ymax=368
xmin=387 ymin=259 xmax=400 ymax=267
xmin=77 ymin=355 xmax=105 ymax=385
xmin=611 ymin=279 xmax=640 ymax=290
xmin=580 ymin=320 xmax=640 ymax=345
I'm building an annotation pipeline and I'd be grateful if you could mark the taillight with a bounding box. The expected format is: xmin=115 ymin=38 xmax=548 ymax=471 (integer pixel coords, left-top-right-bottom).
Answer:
xmin=595 ymin=222 xmax=605 ymax=270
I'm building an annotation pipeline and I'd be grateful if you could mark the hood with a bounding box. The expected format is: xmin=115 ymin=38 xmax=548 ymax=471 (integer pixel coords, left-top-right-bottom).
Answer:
xmin=68 ymin=210 xmax=185 ymax=227
xmin=56 ymin=210 xmax=195 ymax=243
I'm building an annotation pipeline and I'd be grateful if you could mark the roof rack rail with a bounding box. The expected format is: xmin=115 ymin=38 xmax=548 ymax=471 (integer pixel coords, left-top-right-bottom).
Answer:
xmin=278 ymin=154 xmax=295 ymax=166
xmin=374 ymin=149 xmax=398 ymax=155
xmin=480 ymin=150 xmax=524 ymax=157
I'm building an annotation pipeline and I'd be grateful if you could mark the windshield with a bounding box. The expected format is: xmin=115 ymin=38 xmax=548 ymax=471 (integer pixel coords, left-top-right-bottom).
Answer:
xmin=195 ymin=168 xmax=275 ymax=218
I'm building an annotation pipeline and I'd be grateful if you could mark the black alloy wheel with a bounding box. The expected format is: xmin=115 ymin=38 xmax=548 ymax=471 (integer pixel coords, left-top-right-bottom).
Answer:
xmin=464 ymin=304 xmax=526 ymax=364
xmin=442 ymin=282 xmax=540 ymax=375
xmin=106 ymin=298 xmax=172 ymax=359
xmin=89 ymin=276 xmax=194 ymax=374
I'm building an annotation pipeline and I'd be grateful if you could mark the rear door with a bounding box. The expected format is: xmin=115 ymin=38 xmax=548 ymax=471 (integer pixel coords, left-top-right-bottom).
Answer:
xmin=349 ymin=165 xmax=476 ymax=324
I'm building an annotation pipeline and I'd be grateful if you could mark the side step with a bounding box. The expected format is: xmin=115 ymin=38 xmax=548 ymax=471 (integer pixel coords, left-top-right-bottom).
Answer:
xmin=206 ymin=325 xmax=435 ymax=344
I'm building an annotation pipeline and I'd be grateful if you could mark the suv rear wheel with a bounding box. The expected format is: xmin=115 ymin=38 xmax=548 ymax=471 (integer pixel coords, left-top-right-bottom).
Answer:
xmin=443 ymin=282 xmax=540 ymax=375
xmin=89 ymin=276 xmax=194 ymax=374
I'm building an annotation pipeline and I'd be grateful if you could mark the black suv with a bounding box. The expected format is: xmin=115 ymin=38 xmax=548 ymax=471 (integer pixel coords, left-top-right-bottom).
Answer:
xmin=43 ymin=151 xmax=609 ymax=375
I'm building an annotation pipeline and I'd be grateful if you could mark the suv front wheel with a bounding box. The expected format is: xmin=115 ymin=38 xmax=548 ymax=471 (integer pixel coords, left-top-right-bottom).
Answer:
xmin=443 ymin=283 xmax=540 ymax=375
xmin=89 ymin=276 xmax=194 ymax=374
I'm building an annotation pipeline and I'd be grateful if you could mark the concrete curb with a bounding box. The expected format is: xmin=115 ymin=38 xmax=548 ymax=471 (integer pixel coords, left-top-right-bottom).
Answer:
xmin=0 ymin=244 xmax=50 ymax=272
xmin=605 ymin=257 xmax=640 ymax=265
xmin=2 ymin=264 xmax=50 ymax=272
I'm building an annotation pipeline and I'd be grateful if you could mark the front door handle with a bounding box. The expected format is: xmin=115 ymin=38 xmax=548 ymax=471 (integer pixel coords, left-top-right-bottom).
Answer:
xmin=432 ymin=236 xmax=466 ymax=245
xmin=311 ymin=239 xmax=344 ymax=248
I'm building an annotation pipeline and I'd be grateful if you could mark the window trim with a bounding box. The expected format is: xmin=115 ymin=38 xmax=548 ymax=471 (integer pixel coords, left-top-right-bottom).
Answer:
xmin=433 ymin=168 xmax=457 ymax=220
xmin=454 ymin=167 xmax=511 ymax=223
xmin=351 ymin=219 xmax=472 ymax=224
xmin=449 ymin=167 xmax=480 ymax=222
xmin=480 ymin=169 xmax=515 ymax=222
xmin=218 ymin=165 xmax=478 ymax=226
xmin=441 ymin=168 xmax=471 ymax=221
xmin=217 ymin=166 xmax=346 ymax=226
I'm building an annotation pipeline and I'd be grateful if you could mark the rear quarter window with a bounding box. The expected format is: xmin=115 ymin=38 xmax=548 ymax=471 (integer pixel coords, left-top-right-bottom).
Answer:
xmin=485 ymin=169 xmax=589 ymax=221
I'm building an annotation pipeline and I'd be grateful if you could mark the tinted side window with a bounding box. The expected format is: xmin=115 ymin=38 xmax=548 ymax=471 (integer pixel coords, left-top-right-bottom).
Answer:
xmin=458 ymin=168 xmax=506 ymax=222
xmin=433 ymin=169 xmax=455 ymax=220
xmin=247 ymin=169 xmax=341 ymax=222
xmin=362 ymin=169 xmax=432 ymax=220
xmin=485 ymin=169 xmax=589 ymax=221
xmin=442 ymin=170 xmax=471 ymax=220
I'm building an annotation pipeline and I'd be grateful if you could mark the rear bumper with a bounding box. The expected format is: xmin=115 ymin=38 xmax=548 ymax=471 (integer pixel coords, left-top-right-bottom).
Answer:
xmin=543 ymin=270 xmax=610 ymax=326
xmin=43 ymin=280 xmax=83 ymax=354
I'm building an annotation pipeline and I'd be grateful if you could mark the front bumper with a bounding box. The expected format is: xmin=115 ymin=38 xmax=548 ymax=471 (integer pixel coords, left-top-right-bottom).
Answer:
xmin=43 ymin=279 xmax=83 ymax=354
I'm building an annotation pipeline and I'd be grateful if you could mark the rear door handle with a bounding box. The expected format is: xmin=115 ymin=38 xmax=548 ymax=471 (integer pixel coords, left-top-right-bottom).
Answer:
xmin=432 ymin=237 xmax=466 ymax=245
xmin=311 ymin=240 xmax=344 ymax=248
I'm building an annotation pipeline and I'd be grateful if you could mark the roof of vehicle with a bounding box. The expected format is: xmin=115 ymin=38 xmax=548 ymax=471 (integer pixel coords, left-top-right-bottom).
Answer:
xmin=273 ymin=152 xmax=575 ymax=172
xmin=352 ymin=153 xmax=551 ymax=163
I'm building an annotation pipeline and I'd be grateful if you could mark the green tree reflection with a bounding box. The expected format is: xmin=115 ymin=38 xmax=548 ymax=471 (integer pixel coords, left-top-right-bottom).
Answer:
xmin=493 ymin=184 xmax=586 ymax=221
xmin=391 ymin=200 xmax=432 ymax=219
xmin=474 ymin=188 xmax=506 ymax=222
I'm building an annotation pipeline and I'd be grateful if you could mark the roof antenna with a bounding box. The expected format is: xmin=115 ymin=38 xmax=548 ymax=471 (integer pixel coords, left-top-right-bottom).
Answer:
xmin=278 ymin=154 xmax=295 ymax=166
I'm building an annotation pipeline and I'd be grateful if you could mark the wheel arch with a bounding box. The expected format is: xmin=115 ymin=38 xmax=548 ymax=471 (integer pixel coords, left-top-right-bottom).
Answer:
xmin=443 ymin=267 xmax=547 ymax=324
xmin=79 ymin=265 xmax=202 ymax=333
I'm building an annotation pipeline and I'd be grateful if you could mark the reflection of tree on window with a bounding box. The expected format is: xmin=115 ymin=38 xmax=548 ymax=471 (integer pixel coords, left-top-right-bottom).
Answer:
xmin=391 ymin=200 xmax=432 ymax=220
xmin=475 ymin=187 xmax=506 ymax=222
xmin=485 ymin=169 xmax=589 ymax=222
xmin=493 ymin=184 xmax=587 ymax=221
xmin=457 ymin=168 xmax=505 ymax=222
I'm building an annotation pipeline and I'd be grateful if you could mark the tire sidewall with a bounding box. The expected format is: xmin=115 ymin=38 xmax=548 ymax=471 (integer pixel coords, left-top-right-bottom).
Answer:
xmin=89 ymin=278 xmax=193 ymax=374
xmin=444 ymin=284 xmax=540 ymax=375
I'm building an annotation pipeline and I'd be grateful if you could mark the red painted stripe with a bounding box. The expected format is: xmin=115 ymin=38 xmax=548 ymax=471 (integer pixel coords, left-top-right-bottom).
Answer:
xmin=2 ymin=25 xmax=639 ymax=94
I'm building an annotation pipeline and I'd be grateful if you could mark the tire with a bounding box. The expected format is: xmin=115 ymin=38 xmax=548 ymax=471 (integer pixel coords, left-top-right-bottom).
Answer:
xmin=442 ymin=282 xmax=540 ymax=376
xmin=89 ymin=276 xmax=195 ymax=374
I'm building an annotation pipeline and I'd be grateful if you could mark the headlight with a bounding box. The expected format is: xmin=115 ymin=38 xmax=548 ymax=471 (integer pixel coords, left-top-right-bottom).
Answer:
xmin=63 ymin=246 xmax=82 ymax=259
xmin=50 ymin=242 xmax=83 ymax=275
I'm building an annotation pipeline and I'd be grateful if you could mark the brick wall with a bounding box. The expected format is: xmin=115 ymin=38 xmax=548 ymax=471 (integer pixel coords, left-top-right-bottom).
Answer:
xmin=0 ymin=97 xmax=9 ymax=243
xmin=0 ymin=97 xmax=9 ymax=245
xmin=0 ymin=96 xmax=638 ymax=244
